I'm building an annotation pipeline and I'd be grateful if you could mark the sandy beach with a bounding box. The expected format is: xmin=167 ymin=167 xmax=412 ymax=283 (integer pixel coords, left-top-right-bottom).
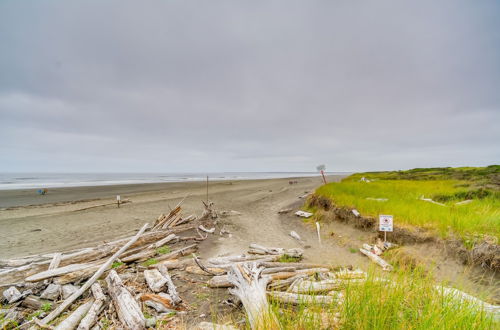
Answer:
xmin=0 ymin=175 xmax=348 ymax=259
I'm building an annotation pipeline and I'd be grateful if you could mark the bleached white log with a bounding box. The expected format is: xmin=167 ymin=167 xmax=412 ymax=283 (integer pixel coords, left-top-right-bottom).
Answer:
xmin=106 ymin=270 xmax=145 ymax=329
xmin=143 ymin=269 xmax=167 ymax=293
xmin=196 ymin=322 xmax=238 ymax=330
xmin=419 ymin=196 xmax=446 ymax=207
xmin=121 ymin=234 xmax=177 ymax=263
xmin=198 ymin=225 xmax=215 ymax=234
xmin=40 ymin=223 xmax=149 ymax=326
xmin=456 ymin=199 xmax=473 ymax=206
xmin=261 ymin=267 xmax=296 ymax=274
xmin=289 ymin=231 xmax=302 ymax=241
xmin=359 ymin=248 xmax=393 ymax=271
xmin=290 ymin=279 xmax=365 ymax=294
xmin=154 ymin=244 xmax=198 ymax=262
xmin=329 ymin=269 xmax=366 ymax=280
xmin=208 ymin=275 xmax=233 ymax=288
xmin=2 ymin=286 xmax=20 ymax=302
xmin=248 ymin=244 xmax=303 ymax=258
xmin=76 ymin=284 xmax=106 ymax=330
xmin=228 ymin=263 xmax=278 ymax=329
xmin=267 ymin=291 xmax=340 ymax=305
xmin=267 ymin=274 xmax=308 ymax=291
xmin=48 ymin=253 xmax=62 ymax=270
xmin=157 ymin=264 xmax=181 ymax=305
xmin=53 ymin=264 xmax=102 ymax=285
xmin=366 ymin=197 xmax=388 ymax=202
xmin=40 ymin=284 xmax=61 ymax=300
xmin=316 ymin=222 xmax=321 ymax=245
xmin=439 ymin=287 xmax=500 ymax=318
xmin=352 ymin=209 xmax=360 ymax=217
xmin=156 ymin=258 xmax=194 ymax=270
xmin=185 ymin=265 xmax=226 ymax=275
xmin=295 ymin=210 xmax=313 ymax=218
xmin=207 ymin=254 xmax=279 ymax=266
xmin=54 ymin=299 xmax=94 ymax=330
xmin=151 ymin=234 xmax=177 ymax=248
xmin=259 ymin=262 xmax=332 ymax=270
xmin=26 ymin=263 xmax=101 ymax=282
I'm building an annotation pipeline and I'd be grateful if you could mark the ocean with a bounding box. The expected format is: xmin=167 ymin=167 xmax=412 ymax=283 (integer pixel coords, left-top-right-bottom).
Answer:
xmin=0 ymin=172 xmax=336 ymax=190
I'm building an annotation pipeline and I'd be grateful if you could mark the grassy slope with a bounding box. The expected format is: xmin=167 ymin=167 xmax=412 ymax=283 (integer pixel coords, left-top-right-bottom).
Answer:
xmin=269 ymin=269 xmax=497 ymax=330
xmin=315 ymin=166 xmax=500 ymax=241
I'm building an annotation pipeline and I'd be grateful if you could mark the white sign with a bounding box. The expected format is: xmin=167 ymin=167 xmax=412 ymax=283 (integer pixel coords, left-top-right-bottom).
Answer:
xmin=379 ymin=215 xmax=393 ymax=232
xmin=116 ymin=195 xmax=121 ymax=201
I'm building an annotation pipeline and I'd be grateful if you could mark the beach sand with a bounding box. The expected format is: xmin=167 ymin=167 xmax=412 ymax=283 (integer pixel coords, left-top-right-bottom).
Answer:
xmin=0 ymin=175 xmax=352 ymax=260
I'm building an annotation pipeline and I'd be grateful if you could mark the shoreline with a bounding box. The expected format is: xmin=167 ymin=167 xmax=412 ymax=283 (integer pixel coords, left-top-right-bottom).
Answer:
xmin=0 ymin=175 xmax=339 ymax=208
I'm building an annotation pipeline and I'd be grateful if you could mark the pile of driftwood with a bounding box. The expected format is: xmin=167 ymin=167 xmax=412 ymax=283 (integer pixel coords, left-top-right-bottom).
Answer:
xmin=0 ymin=201 xmax=218 ymax=329
xmin=196 ymin=244 xmax=365 ymax=329
xmin=359 ymin=239 xmax=396 ymax=271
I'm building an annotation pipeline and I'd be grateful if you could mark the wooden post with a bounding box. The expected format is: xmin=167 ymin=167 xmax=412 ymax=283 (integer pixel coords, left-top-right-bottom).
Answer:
xmin=316 ymin=222 xmax=321 ymax=245
xmin=117 ymin=195 xmax=121 ymax=208
xmin=206 ymin=176 xmax=209 ymax=204
xmin=320 ymin=170 xmax=327 ymax=185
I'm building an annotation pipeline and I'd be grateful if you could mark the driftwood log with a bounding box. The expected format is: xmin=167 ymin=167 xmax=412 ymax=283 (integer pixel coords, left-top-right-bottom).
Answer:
xmin=76 ymin=283 xmax=107 ymax=330
xmin=359 ymin=248 xmax=393 ymax=271
xmin=227 ymin=263 xmax=279 ymax=329
xmin=106 ymin=270 xmax=145 ymax=329
xmin=267 ymin=291 xmax=340 ymax=305
xmin=54 ymin=299 xmax=94 ymax=330
xmin=157 ymin=264 xmax=181 ymax=305
xmin=40 ymin=223 xmax=149 ymax=326
xmin=248 ymin=244 xmax=303 ymax=258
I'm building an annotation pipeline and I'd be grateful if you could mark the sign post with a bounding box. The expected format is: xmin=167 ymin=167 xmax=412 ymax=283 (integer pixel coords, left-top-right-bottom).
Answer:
xmin=379 ymin=215 xmax=393 ymax=242
xmin=117 ymin=195 xmax=121 ymax=208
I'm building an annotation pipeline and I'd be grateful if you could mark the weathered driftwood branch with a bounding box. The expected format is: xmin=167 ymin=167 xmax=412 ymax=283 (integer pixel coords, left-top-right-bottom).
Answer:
xmin=359 ymin=248 xmax=393 ymax=271
xmin=192 ymin=254 xmax=226 ymax=276
xmin=106 ymin=270 xmax=145 ymax=329
xmin=121 ymin=233 xmax=177 ymax=263
xmin=198 ymin=225 xmax=215 ymax=234
xmin=227 ymin=263 xmax=278 ymax=329
xmin=25 ymin=263 xmax=102 ymax=283
xmin=54 ymin=299 xmax=94 ymax=330
xmin=155 ymin=258 xmax=194 ymax=270
xmin=144 ymin=269 xmax=168 ymax=292
xmin=139 ymin=293 xmax=174 ymax=313
xmin=206 ymin=254 xmax=280 ymax=267
xmin=259 ymin=262 xmax=333 ymax=270
xmin=289 ymin=231 xmax=301 ymax=241
xmin=290 ymin=279 xmax=365 ymax=294
xmin=248 ymin=244 xmax=303 ymax=258
xmin=40 ymin=223 xmax=149 ymax=326
xmin=53 ymin=265 xmax=102 ymax=285
xmin=154 ymin=244 xmax=198 ymax=263
xmin=153 ymin=204 xmax=182 ymax=230
xmin=267 ymin=291 xmax=340 ymax=305
xmin=200 ymin=201 xmax=217 ymax=220
xmin=76 ymin=283 xmax=106 ymax=330
xmin=157 ymin=264 xmax=181 ymax=305
xmin=439 ymin=286 xmax=500 ymax=318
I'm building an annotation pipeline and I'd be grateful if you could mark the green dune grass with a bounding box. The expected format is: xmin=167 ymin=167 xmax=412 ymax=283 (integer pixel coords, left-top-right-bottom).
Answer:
xmin=315 ymin=166 xmax=500 ymax=241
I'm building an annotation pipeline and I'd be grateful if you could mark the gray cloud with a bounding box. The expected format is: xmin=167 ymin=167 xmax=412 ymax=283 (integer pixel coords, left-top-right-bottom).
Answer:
xmin=1 ymin=0 xmax=499 ymax=172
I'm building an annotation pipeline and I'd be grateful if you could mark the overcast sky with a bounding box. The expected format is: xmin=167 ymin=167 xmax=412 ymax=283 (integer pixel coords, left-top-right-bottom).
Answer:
xmin=0 ymin=1 xmax=499 ymax=173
